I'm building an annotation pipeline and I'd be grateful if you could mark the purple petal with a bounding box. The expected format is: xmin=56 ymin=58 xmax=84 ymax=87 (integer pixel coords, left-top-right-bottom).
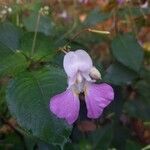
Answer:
xmin=49 ymin=89 xmax=80 ymax=124
xmin=85 ymin=83 xmax=114 ymax=118
xmin=117 ymin=0 xmax=124 ymax=4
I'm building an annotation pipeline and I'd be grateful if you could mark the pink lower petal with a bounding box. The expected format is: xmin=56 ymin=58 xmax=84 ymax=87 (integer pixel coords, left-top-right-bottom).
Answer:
xmin=85 ymin=83 xmax=114 ymax=118
xmin=49 ymin=89 xmax=80 ymax=124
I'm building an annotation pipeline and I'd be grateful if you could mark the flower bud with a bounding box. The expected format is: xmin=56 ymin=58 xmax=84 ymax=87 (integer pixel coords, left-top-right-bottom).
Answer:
xmin=90 ymin=67 xmax=101 ymax=80
xmin=43 ymin=6 xmax=49 ymax=11
xmin=8 ymin=7 xmax=12 ymax=13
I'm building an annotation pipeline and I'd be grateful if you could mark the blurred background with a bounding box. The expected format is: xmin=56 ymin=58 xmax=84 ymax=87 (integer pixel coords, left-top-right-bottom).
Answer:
xmin=0 ymin=0 xmax=150 ymax=150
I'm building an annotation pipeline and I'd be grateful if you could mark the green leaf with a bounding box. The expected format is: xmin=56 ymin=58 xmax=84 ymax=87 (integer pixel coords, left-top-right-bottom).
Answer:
xmin=20 ymin=32 xmax=55 ymax=61
xmin=24 ymin=135 xmax=37 ymax=150
xmin=103 ymin=63 xmax=138 ymax=85
xmin=23 ymin=12 xmax=54 ymax=36
xmin=0 ymin=42 xmax=14 ymax=61
xmin=0 ymin=133 xmax=24 ymax=150
xmin=0 ymin=22 xmax=28 ymax=76
xmin=124 ymin=100 xmax=150 ymax=121
xmin=135 ymin=80 xmax=150 ymax=103
xmin=64 ymin=123 xmax=113 ymax=150
xmin=0 ymin=22 xmax=20 ymax=50
xmin=140 ymin=68 xmax=150 ymax=82
xmin=0 ymin=52 xmax=28 ymax=77
xmin=6 ymin=67 xmax=72 ymax=145
xmin=64 ymin=140 xmax=93 ymax=150
xmin=0 ymin=43 xmax=28 ymax=77
xmin=125 ymin=140 xmax=142 ymax=150
xmin=84 ymin=8 xmax=111 ymax=27
xmin=37 ymin=142 xmax=60 ymax=150
xmin=112 ymin=123 xmax=130 ymax=150
xmin=111 ymin=33 xmax=144 ymax=72
xmin=89 ymin=124 xmax=113 ymax=150
xmin=27 ymin=0 xmax=42 ymax=12
xmin=117 ymin=7 xmax=150 ymax=19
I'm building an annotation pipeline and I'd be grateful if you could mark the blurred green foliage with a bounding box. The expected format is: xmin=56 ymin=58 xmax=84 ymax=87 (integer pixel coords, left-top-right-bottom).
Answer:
xmin=0 ymin=0 xmax=150 ymax=150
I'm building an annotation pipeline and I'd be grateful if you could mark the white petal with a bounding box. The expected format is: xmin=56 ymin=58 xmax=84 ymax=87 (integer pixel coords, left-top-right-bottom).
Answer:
xmin=76 ymin=72 xmax=83 ymax=83
xmin=63 ymin=51 xmax=78 ymax=77
xmin=140 ymin=2 xmax=148 ymax=8
xmin=82 ymin=72 xmax=95 ymax=82
xmin=67 ymin=76 xmax=76 ymax=89
xmin=75 ymin=50 xmax=93 ymax=72
xmin=63 ymin=50 xmax=93 ymax=85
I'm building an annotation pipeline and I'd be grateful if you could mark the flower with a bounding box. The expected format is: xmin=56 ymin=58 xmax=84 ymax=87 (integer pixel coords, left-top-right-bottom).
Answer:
xmin=140 ymin=1 xmax=148 ymax=9
xmin=117 ymin=0 xmax=124 ymax=4
xmin=49 ymin=50 xmax=114 ymax=124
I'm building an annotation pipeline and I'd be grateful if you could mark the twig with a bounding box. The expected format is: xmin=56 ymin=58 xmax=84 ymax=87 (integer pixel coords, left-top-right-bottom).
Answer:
xmin=67 ymin=28 xmax=110 ymax=45
xmin=88 ymin=28 xmax=110 ymax=34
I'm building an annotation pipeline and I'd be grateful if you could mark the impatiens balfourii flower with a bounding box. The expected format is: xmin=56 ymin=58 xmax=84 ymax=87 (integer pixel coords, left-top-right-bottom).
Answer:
xmin=117 ymin=0 xmax=124 ymax=4
xmin=49 ymin=50 xmax=114 ymax=124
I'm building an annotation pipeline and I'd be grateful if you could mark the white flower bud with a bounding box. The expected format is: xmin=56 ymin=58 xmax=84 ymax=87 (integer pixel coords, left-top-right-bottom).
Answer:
xmin=90 ymin=67 xmax=101 ymax=80
xmin=43 ymin=6 xmax=49 ymax=11
xmin=8 ymin=7 xmax=12 ymax=13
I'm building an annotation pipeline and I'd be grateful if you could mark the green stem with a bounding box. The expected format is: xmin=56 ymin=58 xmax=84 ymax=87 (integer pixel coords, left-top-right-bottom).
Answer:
xmin=16 ymin=13 xmax=19 ymax=26
xmin=127 ymin=2 xmax=138 ymax=37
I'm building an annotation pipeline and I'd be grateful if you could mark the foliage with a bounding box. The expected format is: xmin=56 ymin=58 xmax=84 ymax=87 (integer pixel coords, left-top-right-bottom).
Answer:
xmin=0 ymin=0 xmax=150 ymax=149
